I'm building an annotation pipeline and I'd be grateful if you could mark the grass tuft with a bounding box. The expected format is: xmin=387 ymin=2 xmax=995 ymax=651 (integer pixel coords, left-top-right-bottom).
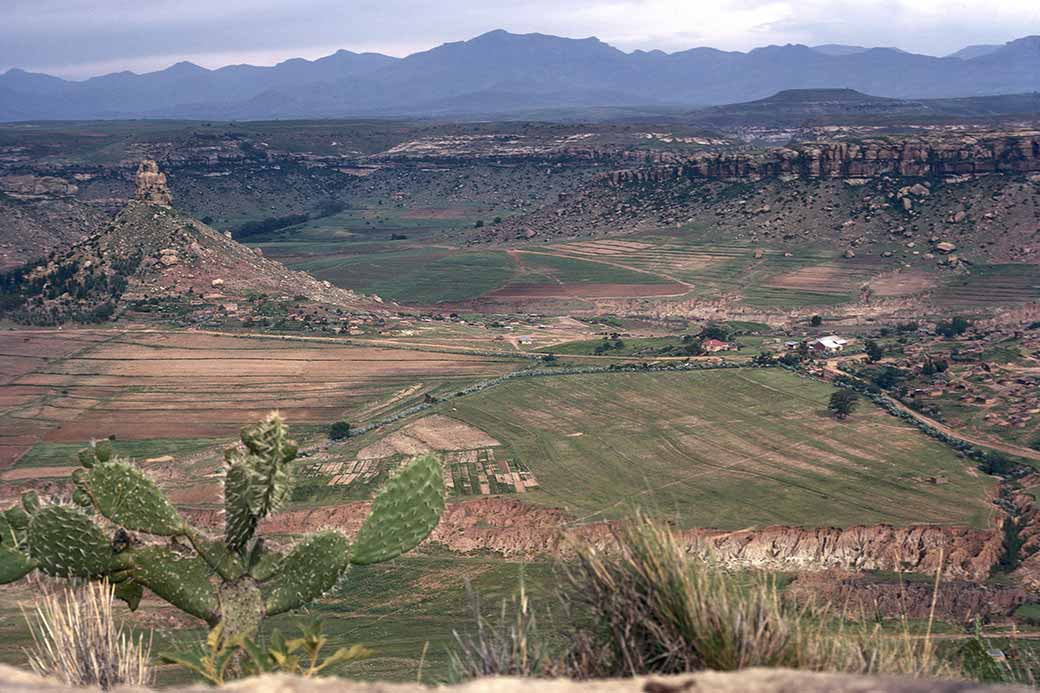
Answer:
xmin=21 ymin=579 xmax=153 ymax=690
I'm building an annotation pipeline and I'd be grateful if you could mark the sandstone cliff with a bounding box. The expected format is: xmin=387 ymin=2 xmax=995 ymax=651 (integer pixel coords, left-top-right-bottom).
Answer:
xmin=606 ymin=132 xmax=1040 ymax=185
xmin=200 ymin=498 xmax=1005 ymax=581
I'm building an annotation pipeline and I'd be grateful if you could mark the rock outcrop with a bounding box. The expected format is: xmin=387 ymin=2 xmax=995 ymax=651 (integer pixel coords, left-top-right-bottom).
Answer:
xmin=606 ymin=132 xmax=1040 ymax=186
xmin=230 ymin=498 xmax=1004 ymax=581
xmin=134 ymin=159 xmax=173 ymax=206
xmin=0 ymin=665 xmax=1028 ymax=693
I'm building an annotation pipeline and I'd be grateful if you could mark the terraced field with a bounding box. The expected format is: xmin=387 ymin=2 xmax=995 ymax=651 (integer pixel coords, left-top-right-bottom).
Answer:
xmin=932 ymin=264 xmax=1040 ymax=307
xmin=0 ymin=329 xmax=519 ymax=470
xmin=432 ymin=369 xmax=995 ymax=529
xmin=546 ymin=236 xmax=884 ymax=307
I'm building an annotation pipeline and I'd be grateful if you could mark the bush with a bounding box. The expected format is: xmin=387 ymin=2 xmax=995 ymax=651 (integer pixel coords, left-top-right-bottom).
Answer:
xmin=936 ymin=316 xmax=971 ymax=338
xmin=23 ymin=580 xmax=153 ymax=689
xmin=829 ymin=390 xmax=859 ymax=420
xmin=328 ymin=420 xmax=351 ymax=440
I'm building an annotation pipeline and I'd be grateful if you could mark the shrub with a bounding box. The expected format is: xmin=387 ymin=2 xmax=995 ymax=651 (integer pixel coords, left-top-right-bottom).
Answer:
xmin=328 ymin=420 xmax=351 ymax=440
xmin=863 ymin=340 xmax=883 ymax=363
xmin=22 ymin=580 xmax=153 ymax=689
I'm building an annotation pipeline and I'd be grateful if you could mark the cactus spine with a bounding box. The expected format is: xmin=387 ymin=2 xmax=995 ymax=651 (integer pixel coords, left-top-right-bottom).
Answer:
xmin=0 ymin=413 xmax=445 ymax=644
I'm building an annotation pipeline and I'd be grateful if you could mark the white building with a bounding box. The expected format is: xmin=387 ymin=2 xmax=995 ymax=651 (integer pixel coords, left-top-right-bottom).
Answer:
xmin=810 ymin=335 xmax=849 ymax=353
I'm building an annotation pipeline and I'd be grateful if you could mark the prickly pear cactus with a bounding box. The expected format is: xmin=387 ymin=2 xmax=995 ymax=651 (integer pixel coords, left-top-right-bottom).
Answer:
xmin=0 ymin=412 xmax=446 ymax=644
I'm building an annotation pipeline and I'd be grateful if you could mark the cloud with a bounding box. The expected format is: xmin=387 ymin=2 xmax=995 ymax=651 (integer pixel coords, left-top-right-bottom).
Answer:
xmin=1 ymin=0 xmax=1036 ymax=78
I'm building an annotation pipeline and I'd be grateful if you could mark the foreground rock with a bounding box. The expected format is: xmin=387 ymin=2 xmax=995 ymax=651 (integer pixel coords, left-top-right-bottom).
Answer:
xmin=0 ymin=666 xmax=1029 ymax=692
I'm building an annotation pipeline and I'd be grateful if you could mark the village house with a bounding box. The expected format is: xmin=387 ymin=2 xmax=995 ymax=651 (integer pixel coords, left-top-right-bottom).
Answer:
xmin=702 ymin=338 xmax=733 ymax=353
xmin=518 ymin=335 xmax=534 ymax=346
xmin=810 ymin=335 xmax=849 ymax=353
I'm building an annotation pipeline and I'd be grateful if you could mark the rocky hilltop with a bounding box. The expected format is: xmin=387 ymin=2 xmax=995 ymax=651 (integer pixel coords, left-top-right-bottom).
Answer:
xmin=0 ymin=161 xmax=380 ymax=325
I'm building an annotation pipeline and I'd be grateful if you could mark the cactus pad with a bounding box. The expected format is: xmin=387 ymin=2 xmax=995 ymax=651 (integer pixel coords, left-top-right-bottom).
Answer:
xmin=84 ymin=461 xmax=185 ymax=536
xmin=130 ymin=546 xmax=219 ymax=623
xmin=0 ymin=545 xmax=36 ymax=583
xmin=28 ymin=506 xmax=127 ymax=577
xmin=263 ymin=531 xmax=351 ymax=616
xmin=350 ymin=454 xmax=444 ymax=566
xmin=223 ymin=461 xmax=258 ymax=553
xmin=5 ymin=506 xmax=29 ymax=530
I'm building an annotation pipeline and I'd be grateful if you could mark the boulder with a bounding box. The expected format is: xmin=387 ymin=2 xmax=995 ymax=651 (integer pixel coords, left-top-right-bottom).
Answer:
xmin=935 ymin=242 xmax=957 ymax=254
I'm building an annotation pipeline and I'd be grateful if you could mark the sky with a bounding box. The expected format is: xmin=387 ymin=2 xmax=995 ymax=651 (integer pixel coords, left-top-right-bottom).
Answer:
xmin=2 ymin=0 xmax=1038 ymax=79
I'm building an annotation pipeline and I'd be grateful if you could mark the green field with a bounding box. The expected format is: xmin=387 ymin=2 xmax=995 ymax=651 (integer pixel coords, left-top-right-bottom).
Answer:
xmin=437 ymin=369 xmax=995 ymax=529
xmin=13 ymin=438 xmax=222 ymax=469
xmin=291 ymin=249 xmax=518 ymax=304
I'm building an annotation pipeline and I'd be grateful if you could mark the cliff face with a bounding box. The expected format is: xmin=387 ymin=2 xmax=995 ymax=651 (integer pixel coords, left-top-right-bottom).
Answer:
xmin=607 ymin=132 xmax=1040 ymax=185
xmin=238 ymin=498 xmax=1004 ymax=581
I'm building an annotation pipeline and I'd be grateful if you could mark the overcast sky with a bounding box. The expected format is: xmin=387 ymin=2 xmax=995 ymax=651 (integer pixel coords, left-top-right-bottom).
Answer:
xmin=3 ymin=0 xmax=1038 ymax=79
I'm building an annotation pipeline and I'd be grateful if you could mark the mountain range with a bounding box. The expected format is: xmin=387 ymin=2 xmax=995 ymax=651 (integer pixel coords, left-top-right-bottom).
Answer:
xmin=1 ymin=30 xmax=1038 ymax=121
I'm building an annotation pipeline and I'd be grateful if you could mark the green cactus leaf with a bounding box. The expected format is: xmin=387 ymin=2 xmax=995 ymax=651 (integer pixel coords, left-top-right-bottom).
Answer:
xmin=114 ymin=580 xmax=144 ymax=611
xmin=28 ymin=506 xmax=128 ymax=578
xmin=0 ymin=545 xmax=36 ymax=583
xmin=130 ymin=546 xmax=219 ymax=624
xmin=247 ymin=542 xmax=284 ymax=582
xmin=84 ymin=461 xmax=185 ymax=536
xmin=223 ymin=413 xmax=299 ymax=552
xmin=192 ymin=535 xmax=244 ymax=581
xmin=21 ymin=491 xmax=40 ymax=514
xmin=223 ymin=461 xmax=258 ymax=553
xmin=0 ymin=513 xmax=16 ymax=547
xmin=72 ymin=489 xmax=92 ymax=508
xmin=77 ymin=447 xmax=95 ymax=468
xmin=263 ymin=531 xmax=351 ymax=616
xmin=350 ymin=454 xmax=444 ymax=566
xmin=5 ymin=506 xmax=29 ymax=530
xmin=94 ymin=439 xmax=113 ymax=463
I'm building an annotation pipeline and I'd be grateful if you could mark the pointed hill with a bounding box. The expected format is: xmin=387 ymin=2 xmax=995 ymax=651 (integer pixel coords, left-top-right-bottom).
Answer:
xmin=0 ymin=161 xmax=381 ymax=325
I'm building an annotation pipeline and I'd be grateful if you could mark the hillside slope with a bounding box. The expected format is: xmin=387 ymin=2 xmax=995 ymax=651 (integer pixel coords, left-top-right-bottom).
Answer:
xmin=0 ymin=162 xmax=379 ymax=325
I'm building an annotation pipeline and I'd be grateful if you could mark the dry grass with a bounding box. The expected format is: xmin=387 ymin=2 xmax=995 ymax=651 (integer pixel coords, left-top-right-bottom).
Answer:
xmin=22 ymin=579 xmax=153 ymax=689
xmin=557 ymin=515 xmax=952 ymax=679
xmin=450 ymin=514 xmax=958 ymax=681
xmin=449 ymin=579 xmax=556 ymax=680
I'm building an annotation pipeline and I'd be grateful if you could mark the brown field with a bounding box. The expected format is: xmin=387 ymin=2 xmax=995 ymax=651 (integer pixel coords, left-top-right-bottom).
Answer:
xmin=553 ymin=240 xmax=656 ymax=255
xmin=763 ymin=262 xmax=880 ymax=295
xmin=488 ymin=282 xmax=688 ymax=298
xmin=356 ymin=414 xmax=501 ymax=460
xmin=0 ymin=329 xmax=518 ymax=467
xmin=866 ymin=270 xmax=938 ymax=297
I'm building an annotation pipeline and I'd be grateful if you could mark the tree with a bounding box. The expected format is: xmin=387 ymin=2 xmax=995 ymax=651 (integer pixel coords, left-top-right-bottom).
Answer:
xmin=829 ymin=390 xmax=859 ymax=420
xmin=863 ymin=339 xmax=884 ymax=363
xmin=872 ymin=366 xmax=907 ymax=390
xmin=474 ymin=220 xmax=484 ymax=229
xmin=936 ymin=316 xmax=971 ymax=338
xmin=328 ymin=420 xmax=351 ymax=441
xmin=810 ymin=315 xmax=823 ymax=327
xmin=699 ymin=323 xmax=731 ymax=341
